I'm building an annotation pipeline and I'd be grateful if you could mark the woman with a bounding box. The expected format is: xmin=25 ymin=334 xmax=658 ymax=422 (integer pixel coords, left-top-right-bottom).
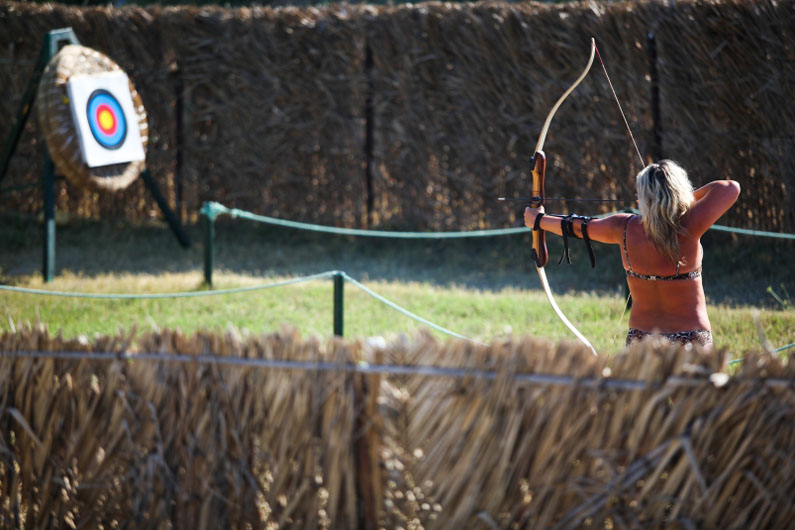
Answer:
xmin=524 ymin=160 xmax=740 ymax=347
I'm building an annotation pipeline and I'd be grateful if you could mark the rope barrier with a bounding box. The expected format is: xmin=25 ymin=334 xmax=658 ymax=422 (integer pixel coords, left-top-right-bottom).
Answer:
xmin=3 ymin=272 xmax=792 ymax=353
xmin=0 ymin=271 xmax=479 ymax=343
xmin=2 ymin=349 xmax=791 ymax=390
xmin=729 ymin=342 xmax=795 ymax=366
xmin=707 ymin=224 xmax=795 ymax=240
xmin=202 ymin=201 xmax=795 ymax=241
xmin=340 ymin=272 xmax=483 ymax=345
xmin=0 ymin=271 xmax=339 ymax=299
xmin=4 ymin=192 xmax=793 ymax=350
xmin=201 ymin=201 xmax=530 ymax=239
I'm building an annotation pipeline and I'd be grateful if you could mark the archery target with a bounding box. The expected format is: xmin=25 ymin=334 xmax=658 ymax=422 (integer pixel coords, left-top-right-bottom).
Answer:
xmin=87 ymin=89 xmax=126 ymax=149
xmin=66 ymin=72 xmax=145 ymax=168
xmin=36 ymin=44 xmax=147 ymax=191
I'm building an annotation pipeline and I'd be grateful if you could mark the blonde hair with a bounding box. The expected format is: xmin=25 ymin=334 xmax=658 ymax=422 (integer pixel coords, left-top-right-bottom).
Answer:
xmin=635 ymin=160 xmax=695 ymax=264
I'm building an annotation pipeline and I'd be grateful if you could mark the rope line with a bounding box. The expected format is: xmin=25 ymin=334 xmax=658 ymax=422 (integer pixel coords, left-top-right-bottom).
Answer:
xmin=201 ymin=202 xmax=529 ymax=239
xmin=0 ymin=271 xmax=478 ymax=343
xmin=3 ymin=272 xmax=792 ymax=353
xmin=340 ymin=272 xmax=483 ymax=345
xmin=729 ymin=342 xmax=795 ymax=366
xmin=2 ymin=349 xmax=791 ymax=390
xmin=202 ymin=202 xmax=795 ymax=241
xmin=707 ymin=224 xmax=795 ymax=240
xmin=0 ymin=271 xmax=339 ymax=299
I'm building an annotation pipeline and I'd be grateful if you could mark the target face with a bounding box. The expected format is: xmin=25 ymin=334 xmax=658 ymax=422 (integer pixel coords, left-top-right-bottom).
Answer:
xmin=87 ymin=89 xmax=127 ymax=150
xmin=66 ymin=72 xmax=145 ymax=168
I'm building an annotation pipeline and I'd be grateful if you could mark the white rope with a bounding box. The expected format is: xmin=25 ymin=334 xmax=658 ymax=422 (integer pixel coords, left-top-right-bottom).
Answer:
xmin=3 ymin=349 xmax=787 ymax=390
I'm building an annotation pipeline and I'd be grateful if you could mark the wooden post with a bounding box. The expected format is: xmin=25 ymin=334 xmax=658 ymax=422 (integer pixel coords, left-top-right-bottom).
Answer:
xmin=203 ymin=212 xmax=215 ymax=286
xmin=647 ymin=30 xmax=663 ymax=161
xmin=362 ymin=40 xmax=375 ymax=228
xmin=353 ymin=349 xmax=382 ymax=529
xmin=334 ymin=273 xmax=344 ymax=337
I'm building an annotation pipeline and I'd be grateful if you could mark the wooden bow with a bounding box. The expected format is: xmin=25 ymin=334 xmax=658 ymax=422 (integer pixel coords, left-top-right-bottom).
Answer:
xmin=530 ymin=39 xmax=598 ymax=356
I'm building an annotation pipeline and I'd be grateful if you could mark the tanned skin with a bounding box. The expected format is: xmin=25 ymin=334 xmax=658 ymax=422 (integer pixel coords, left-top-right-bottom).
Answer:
xmin=525 ymin=180 xmax=741 ymax=334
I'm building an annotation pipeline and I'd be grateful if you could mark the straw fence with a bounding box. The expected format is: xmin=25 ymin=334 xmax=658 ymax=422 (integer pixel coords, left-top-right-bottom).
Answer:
xmin=0 ymin=0 xmax=793 ymax=232
xmin=1 ymin=324 xmax=793 ymax=528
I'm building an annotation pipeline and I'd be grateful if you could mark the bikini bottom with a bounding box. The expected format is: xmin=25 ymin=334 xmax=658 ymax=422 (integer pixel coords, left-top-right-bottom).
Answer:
xmin=626 ymin=328 xmax=713 ymax=347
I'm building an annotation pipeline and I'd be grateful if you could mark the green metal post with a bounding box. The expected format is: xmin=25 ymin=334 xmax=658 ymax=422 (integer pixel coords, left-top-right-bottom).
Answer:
xmin=45 ymin=28 xmax=79 ymax=57
xmin=333 ymin=272 xmax=344 ymax=337
xmin=42 ymin=158 xmax=55 ymax=282
xmin=3 ymin=28 xmax=78 ymax=282
xmin=203 ymin=212 xmax=215 ymax=287
xmin=0 ymin=29 xmax=77 ymax=184
xmin=0 ymin=46 xmax=48 ymax=185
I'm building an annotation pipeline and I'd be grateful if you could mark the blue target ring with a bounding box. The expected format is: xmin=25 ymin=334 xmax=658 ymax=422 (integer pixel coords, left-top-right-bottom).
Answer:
xmin=86 ymin=89 xmax=127 ymax=150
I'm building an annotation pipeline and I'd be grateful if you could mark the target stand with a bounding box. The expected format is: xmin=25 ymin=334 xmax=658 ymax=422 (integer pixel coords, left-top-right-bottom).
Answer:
xmin=0 ymin=28 xmax=190 ymax=282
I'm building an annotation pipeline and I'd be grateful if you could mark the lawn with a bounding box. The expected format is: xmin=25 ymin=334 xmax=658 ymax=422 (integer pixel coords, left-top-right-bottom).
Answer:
xmin=1 ymin=210 xmax=792 ymax=357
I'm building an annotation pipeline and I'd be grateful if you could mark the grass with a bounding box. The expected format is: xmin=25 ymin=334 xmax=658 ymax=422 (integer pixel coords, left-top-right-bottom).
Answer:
xmin=1 ymin=209 xmax=793 ymax=356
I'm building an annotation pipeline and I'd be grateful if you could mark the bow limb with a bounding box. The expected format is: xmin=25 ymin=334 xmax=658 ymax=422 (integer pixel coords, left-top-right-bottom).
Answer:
xmin=537 ymin=267 xmax=597 ymax=355
xmin=531 ymin=39 xmax=598 ymax=356
xmin=534 ymin=38 xmax=596 ymax=154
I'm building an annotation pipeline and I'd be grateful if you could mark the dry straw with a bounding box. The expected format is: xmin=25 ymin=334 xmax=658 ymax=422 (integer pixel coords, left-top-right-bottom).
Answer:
xmin=0 ymin=324 xmax=792 ymax=528
xmin=0 ymin=1 xmax=792 ymax=231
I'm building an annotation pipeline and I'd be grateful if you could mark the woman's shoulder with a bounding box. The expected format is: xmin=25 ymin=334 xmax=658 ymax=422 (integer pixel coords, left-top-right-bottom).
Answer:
xmin=585 ymin=212 xmax=635 ymax=244
xmin=603 ymin=212 xmax=636 ymax=229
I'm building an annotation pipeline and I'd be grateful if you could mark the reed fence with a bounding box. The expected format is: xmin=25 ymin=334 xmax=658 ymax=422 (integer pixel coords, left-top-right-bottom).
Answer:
xmin=0 ymin=0 xmax=793 ymax=233
xmin=1 ymin=324 xmax=792 ymax=528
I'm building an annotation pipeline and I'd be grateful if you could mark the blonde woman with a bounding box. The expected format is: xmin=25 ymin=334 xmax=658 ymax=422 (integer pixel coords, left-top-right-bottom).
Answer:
xmin=525 ymin=160 xmax=740 ymax=347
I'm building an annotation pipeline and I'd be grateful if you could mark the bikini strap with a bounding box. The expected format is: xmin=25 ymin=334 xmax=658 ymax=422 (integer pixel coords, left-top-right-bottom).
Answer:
xmin=622 ymin=215 xmax=633 ymax=272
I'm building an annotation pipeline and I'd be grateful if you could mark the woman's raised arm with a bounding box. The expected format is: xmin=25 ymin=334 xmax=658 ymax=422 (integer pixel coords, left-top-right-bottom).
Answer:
xmin=684 ymin=180 xmax=741 ymax=236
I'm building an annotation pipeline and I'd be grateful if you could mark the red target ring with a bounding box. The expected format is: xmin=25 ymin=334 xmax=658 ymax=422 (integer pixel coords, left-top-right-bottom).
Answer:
xmin=95 ymin=103 xmax=118 ymax=136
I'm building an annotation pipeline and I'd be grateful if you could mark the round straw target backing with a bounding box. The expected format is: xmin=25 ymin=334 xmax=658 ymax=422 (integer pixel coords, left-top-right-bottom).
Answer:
xmin=36 ymin=45 xmax=148 ymax=192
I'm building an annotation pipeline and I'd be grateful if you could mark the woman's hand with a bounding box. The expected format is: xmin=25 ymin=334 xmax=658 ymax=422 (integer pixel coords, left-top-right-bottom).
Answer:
xmin=524 ymin=205 xmax=545 ymax=228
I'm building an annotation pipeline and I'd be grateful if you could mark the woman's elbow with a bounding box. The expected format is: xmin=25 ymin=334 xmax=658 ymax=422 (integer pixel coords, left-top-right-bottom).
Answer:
xmin=715 ymin=179 xmax=741 ymax=202
xmin=728 ymin=180 xmax=741 ymax=201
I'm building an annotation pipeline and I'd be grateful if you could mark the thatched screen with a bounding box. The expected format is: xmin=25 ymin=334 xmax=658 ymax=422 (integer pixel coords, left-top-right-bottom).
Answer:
xmin=1 ymin=0 xmax=793 ymax=232
xmin=1 ymin=325 xmax=793 ymax=528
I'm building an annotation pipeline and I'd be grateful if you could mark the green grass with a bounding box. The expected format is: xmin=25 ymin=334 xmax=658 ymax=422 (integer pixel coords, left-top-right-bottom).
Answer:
xmin=1 ymin=271 xmax=790 ymax=356
xmin=0 ymin=210 xmax=793 ymax=356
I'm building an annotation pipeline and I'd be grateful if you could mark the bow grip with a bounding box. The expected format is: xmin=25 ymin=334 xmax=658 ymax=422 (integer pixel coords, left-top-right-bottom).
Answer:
xmin=530 ymin=151 xmax=548 ymax=267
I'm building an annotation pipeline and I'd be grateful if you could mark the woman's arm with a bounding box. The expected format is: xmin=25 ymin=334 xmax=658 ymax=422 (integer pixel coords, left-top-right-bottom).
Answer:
xmin=524 ymin=206 xmax=630 ymax=245
xmin=685 ymin=180 xmax=741 ymax=236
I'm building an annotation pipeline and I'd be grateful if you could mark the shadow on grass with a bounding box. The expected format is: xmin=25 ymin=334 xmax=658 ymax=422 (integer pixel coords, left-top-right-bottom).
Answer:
xmin=1 ymin=210 xmax=792 ymax=308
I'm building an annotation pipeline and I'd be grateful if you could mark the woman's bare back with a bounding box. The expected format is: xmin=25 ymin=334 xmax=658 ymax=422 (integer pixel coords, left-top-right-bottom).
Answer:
xmin=622 ymin=215 xmax=710 ymax=332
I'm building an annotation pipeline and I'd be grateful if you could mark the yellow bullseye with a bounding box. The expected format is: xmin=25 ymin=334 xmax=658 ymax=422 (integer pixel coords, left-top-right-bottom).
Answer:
xmin=98 ymin=109 xmax=115 ymax=131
